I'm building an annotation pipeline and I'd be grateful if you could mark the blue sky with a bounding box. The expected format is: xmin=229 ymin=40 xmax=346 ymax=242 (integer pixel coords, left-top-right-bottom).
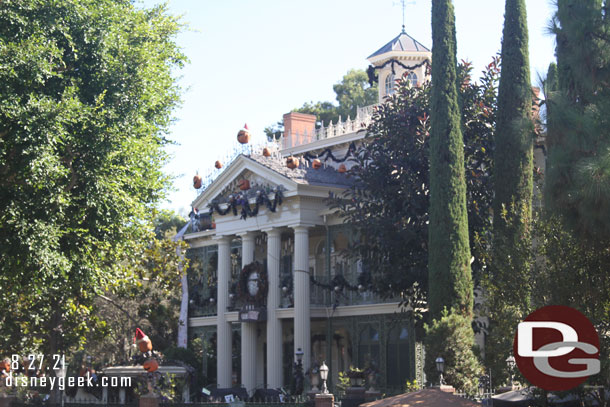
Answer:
xmin=140 ymin=0 xmax=557 ymax=215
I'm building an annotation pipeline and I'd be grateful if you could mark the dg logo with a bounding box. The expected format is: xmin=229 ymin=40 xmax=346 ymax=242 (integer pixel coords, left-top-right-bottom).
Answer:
xmin=513 ymin=305 xmax=600 ymax=391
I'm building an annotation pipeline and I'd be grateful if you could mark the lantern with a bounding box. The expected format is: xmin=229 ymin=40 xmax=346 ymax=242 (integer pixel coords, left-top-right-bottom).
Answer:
xmin=286 ymin=156 xmax=299 ymax=169
xmin=237 ymin=123 xmax=251 ymax=144
xmin=193 ymin=174 xmax=202 ymax=189
xmin=312 ymin=159 xmax=322 ymax=169
xmin=143 ymin=359 xmax=159 ymax=373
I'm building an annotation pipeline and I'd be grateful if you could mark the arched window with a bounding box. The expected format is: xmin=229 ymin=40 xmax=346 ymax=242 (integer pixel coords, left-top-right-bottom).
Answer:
xmin=407 ymin=71 xmax=418 ymax=87
xmin=385 ymin=73 xmax=395 ymax=95
xmin=386 ymin=325 xmax=411 ymax=386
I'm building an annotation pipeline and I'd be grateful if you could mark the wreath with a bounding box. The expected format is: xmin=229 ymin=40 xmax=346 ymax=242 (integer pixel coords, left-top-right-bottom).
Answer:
xmin=236 ymin=261 xmax=268 ymax=305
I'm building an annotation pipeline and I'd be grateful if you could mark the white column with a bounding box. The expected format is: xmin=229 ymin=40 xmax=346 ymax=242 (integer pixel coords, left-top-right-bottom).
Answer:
xmin=265 ymin=228 xmax=283 ymax=388
xmin=240 ymin=232 xmax=257 ymax=395
xmin=216 ymin=236 xmax=233 ymax=388
xmin=292 ymin=225 xmax=311 ymax=373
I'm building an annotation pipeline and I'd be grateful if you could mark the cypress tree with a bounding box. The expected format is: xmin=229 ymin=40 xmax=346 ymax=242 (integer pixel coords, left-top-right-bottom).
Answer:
xmin=491 ymin=0 xmax=533 ymax=303
xmin=428 ymin=0 xmax=473 ymax=319
xmin=485 ymin=0 xmax=534 ymax=381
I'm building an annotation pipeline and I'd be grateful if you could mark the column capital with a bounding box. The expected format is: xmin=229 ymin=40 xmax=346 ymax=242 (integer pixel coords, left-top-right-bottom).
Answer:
xmin=262 ymin=227 xmax=282 ymax=237
xmin=236 ymin=231 xmax=258 ymax=239
xmin=213 ymin=235 xmax=233 ymax=244
xmin=289 ymin=224 xmax=315 ymax=232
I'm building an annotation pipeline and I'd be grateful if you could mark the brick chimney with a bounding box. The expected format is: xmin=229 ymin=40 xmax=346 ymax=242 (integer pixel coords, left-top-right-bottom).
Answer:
xmin=283 ymin=112 xmax=316 ymax=148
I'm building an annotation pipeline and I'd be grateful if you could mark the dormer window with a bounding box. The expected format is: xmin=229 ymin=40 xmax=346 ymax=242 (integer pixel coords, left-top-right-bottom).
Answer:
xmin=407 ymin=71 xmax=418 ymax=87
xmin=385 ymin=73 xmax=395 ymax=95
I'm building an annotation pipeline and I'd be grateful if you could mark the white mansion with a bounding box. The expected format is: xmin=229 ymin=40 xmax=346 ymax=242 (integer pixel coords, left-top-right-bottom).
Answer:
xmin=183 ymin=31 xmax=432 ymax=395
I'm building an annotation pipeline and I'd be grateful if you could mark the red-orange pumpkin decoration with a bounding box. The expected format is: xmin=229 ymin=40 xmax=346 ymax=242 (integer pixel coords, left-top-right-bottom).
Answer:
xmin=237 ymin=123 xmax=251 ymax=144
xmin=193 ymin=174 xmax=202 ymax=189
xmin=239 ymin=179 xmax=250 ymax=191
xmin=338 ymin=164 xmax=347 ymax=173
xmin=262 ymin=147 xmax=271 ymax=157
xmin=143 ymin=359 xmax=159 ymax=373
xmin=312 ymin=159 xmax=322 ymax=169
xmin=215 ymin=160 xmax=222 ymax=169
xmin=1 ymin=360 xmax=11 ymax=375
xmin=286 ymin=156 xmax=299 ymax=169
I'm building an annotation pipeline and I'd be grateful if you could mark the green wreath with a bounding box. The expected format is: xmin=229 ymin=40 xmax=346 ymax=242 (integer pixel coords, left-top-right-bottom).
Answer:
xmin=237 ymin=261 xmax=268 ymax=305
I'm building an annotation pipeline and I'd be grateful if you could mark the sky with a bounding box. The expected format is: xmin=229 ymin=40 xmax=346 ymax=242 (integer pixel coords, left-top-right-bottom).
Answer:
xmin=139 ymin=0 xmax=557 ymax=216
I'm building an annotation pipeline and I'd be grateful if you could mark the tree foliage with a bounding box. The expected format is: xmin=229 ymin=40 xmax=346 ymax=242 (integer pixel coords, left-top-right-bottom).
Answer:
xmin=424 ymin=308 xmax=483 ymax=395
xmin=485 ymin=0 xmax=534 ymax=382
xmin=265 ymin=69 xmax=377 ymax=140
xmin=428 ymin=0 xmax=473 ymax=319
xmin=545 ymin=0 xmax=610 ymax=241
xmin=329 ymin=61 xmax=498 ymax=309
xmin=0 ymin=0 xmax=185 ymax=357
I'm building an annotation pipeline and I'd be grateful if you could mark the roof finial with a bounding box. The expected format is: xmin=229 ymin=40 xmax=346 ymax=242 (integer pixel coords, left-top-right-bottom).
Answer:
xmin=395 ymin=0 xmax=414 ymax=33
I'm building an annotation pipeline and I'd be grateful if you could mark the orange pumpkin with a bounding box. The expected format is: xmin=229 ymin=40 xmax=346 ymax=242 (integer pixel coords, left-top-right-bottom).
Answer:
xmin=262 ymin=147 xmax=271 ymax=157
xmin=215 ymin=160 xmax=222 ymax=169
xmin=286 ymin=156 xmax=299 ymax=169
xmin=143 ymin=359 xmax=159 ymax=373
xmin=237 ymin=123 xmax=251 ymax=144
xmin=138 ymin=337 xmax=153 ymax=353
xmin=312 ymin=159 xmax=322 ymax=169
xmin=193 ymin=174 xmax=202 ymax=189
xmin=338 ymin=164 xmax=347 ymax=173
xmin=238 ymin=179 xmax=250 ymax=191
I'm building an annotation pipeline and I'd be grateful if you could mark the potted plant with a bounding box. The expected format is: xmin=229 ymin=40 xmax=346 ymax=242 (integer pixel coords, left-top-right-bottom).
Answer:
xmin=346 ymin=367 xmax=366 ymax=387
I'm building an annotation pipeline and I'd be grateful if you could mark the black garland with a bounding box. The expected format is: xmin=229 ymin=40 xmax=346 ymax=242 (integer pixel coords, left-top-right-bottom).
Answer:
xmin=302 ymin=142 xmax=358 ymax=164
xmin=236 ymin=261 xmax=268 ymax=305
xmin=367 ymin=58 xmax=431 ymax=86
xmin=209 ymin=188 xmax=284 ymax=220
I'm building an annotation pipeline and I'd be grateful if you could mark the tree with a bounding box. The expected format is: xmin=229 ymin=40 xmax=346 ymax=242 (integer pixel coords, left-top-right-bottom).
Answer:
xmin=545 ymin=0 xmax=610 ymax=240
xmin=0 ymin=0 xmax=185 ymax=364
xmin=328 ymin=59 xmax=498 ymax=319
xmin=85 ymin=211 xmax=188 ymax=366
xmin=485 ymin=0 xmax=534 ymax=382
xmin=428 ymin=0 xmax=473 ymax=319
xmin=424 ymin=308 xmax=482 ymax=395
xmin=265 ymin=69 xmax=377 ymax=140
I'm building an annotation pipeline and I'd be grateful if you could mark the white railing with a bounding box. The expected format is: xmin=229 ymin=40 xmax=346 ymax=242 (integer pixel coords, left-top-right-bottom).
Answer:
xmin=281 ymin=104 xmax=378 ymax=149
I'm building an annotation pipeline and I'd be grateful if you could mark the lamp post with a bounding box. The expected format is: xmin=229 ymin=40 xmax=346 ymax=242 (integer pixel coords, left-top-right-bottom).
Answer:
xmin=319 ymin=361 xmax=329 ymax=394
xmin=435 ymin=357 xmax=445 ymax=386
xmin=506 ymin=355 xmax=516 ymax=388
xmin=293 ymin=348 xmax=304 ymax=395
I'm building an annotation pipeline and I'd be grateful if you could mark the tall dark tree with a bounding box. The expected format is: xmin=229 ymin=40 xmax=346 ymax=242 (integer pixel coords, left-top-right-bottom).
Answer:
xmin=428 ymin=0 xmax=473 ymax=319
xmin=485 ymin=0 xmax=534 ymax=382
xmin=545 ymin=0 xmax=610 ymax=240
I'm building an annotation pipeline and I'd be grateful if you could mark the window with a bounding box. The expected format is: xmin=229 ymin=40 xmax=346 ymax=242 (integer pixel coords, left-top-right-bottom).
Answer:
xmin=358 ymin=324 xmax=380 ymax=368
xmin=387 ymin=325 xmax=411 ymax=386
xmin=385 ymin=73 xmax=395 ymax=95
xmin=407 ymin=71 xmax=418 ymax=87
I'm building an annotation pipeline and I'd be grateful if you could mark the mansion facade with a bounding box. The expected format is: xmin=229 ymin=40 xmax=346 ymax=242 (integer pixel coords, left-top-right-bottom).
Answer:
xmin=184 ymin=31 xmax=432 ymax=395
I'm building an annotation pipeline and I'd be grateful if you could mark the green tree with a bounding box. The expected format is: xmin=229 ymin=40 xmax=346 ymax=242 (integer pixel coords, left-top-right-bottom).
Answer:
xmin=0 ymin=0 xmax=185 ymax=364
xmin=424 ymin=308 xmax=482 ymax=394
xmin=328 ymin=61 xmax=498 ymax=305
xmin=86 ymin=211 xmax=188 ymax=366
xmin=265 ymin=69 xmax=377 ymax=140
xmin=545 ymin=0 xmax=610 ymax=240
xmin=428 ymin=0 xmax=473 ymax=319
xmin=485 ymin=0 xmax=534 ymax=382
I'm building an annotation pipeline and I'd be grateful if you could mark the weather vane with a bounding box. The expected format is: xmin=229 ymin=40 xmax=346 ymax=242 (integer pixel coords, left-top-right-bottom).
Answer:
xmin=394 ymin=0 xmax=415 ymax=33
